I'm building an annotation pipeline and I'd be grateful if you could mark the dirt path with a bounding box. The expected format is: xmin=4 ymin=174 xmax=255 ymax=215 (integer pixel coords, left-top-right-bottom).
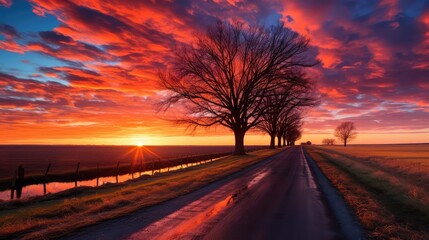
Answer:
xmin=65 ymin=147 xmax=364 ymax=240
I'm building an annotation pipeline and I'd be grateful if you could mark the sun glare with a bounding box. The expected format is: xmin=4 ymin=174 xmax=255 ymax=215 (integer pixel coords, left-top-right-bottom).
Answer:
xmin=136 ymin=142 xmax=143 ymax=147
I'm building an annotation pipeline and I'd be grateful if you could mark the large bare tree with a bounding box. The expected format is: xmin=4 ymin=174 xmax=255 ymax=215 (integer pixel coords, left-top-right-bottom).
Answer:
xmin=334 ymin=122 xmax=357 ymax=147
xmin=160 ymin=21 xmax=315 ymax=155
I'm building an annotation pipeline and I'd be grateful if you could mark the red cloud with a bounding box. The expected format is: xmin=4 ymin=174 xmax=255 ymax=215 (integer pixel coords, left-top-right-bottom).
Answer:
xmin=0 ymin=0 xmax=11 ymax=7
xmin=0 ymin=39 xmax=25 ymax=53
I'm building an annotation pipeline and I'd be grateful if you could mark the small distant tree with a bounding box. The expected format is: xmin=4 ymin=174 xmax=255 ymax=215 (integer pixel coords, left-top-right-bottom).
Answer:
xmin=306 ymin=141 xmax=312 ymax=145
xmin=334 ymin=122 xmax=357 ymax=147
xmin=322 ymin=138 xmax=335 ymax=145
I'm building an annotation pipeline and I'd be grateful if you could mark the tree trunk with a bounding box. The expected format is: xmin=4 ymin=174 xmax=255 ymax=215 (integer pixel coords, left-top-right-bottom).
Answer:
xmin=344 ymin=139 xmax=347 ymax=147
xmin=277 ymin=135 xmax=282 ymax=148
xmin=234 ymin=130 xmax=246 ymax=155
xmin=283 ymin=136 xmax=286 ymax=146
xmin=269 ymin=134 xmax=276 ymax=149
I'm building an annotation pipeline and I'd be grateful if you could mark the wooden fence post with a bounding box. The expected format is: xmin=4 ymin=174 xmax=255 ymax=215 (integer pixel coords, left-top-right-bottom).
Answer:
xmin=116 ymin=161 xmax=120 ymax=183
xmin=96 ymin=163 xmax=99 ymax=187
xmin=16 ymin=165 xmax=24 ymax=199
xmin=43 ymin=163 xmax=51 ymax=195
xmin=10 ymin=170 xmax=17 ymax=200
xmin=74 ymin=162 xmax=80 ymax=187
xmin=130 ymin=160 xmax=134 ymax=179
xmin=139 ymin=158 xmax=143 ymax=177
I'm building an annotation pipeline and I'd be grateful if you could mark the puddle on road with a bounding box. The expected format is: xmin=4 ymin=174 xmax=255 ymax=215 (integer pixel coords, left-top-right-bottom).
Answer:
xmin=248 ymin=170 xmax=269 ymax=188
xmin=159 ymin=195 xmax=234 ymax=240
xmin=133 ymin=168 xmax=271 ymax=240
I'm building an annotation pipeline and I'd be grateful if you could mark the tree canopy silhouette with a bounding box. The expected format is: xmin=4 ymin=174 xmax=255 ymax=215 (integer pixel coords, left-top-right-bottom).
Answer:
xmin=285 ymin=124 xmax=302 ymax=146
xmin=160 ymin=21 xmax=316 ymax=155
xmin=334 ymin=122 xmax=357 ymax=147
xmin=258 ymin=71 xmax=316 ymax=149
xmin=279 ymin=109 xmax=303 ymax=146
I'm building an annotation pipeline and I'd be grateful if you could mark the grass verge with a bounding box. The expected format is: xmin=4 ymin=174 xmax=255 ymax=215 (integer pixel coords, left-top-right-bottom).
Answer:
xmin=306 ymin=146 xmax=429 ymax=240
xmin=0 ymin=148 xmax=281 ymax=240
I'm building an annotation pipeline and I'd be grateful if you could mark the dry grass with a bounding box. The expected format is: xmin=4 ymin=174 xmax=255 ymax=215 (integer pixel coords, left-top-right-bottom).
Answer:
xmin=307 ymin=145 xmax=429 ymax=239
xmin=318 ymin=144 xmax=429 ymax=178
xmin=0 ymin=149 xmax=281 ymax=240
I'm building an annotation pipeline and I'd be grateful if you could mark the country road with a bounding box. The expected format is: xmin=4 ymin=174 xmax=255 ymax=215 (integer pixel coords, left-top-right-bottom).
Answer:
xmin=66 ymin=147 xmax=364 ymax=240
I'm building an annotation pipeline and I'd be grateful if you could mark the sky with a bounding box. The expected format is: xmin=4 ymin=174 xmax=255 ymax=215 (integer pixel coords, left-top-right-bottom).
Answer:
xmin=0 ymin=0 xmax=428 ymax=145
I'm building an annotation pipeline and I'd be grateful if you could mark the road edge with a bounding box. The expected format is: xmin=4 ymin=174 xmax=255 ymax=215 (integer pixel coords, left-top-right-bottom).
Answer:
xmin=303 ymin=147 xmax=367 ymax=240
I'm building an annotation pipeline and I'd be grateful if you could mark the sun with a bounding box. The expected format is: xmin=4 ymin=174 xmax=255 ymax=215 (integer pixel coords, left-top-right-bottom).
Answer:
xmin=136 ymin=142 xmax=144 ymax=147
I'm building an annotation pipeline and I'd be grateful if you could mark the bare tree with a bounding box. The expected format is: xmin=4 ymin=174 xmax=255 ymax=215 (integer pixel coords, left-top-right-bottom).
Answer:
xmin=160 ymin=21 xmax=315 ymax=155
xmin=322 ymin=138 xmax=335 ymax=145
xmin=334 ymin=122 xmax=357 ymax=147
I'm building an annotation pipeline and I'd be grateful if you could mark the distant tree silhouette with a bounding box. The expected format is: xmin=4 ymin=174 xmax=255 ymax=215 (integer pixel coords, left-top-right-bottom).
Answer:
xmin=286 ymin=126 xmax=302 ymax=145
xmin=160 ymin=21 xmax=316 ymax=155
xmin=306 ymin=141 xmax=312 ymax=145
xmin=322 ymin=138 xmax=336 ymax=145
xmin=334 ymin=122 xmax=357 ymax=147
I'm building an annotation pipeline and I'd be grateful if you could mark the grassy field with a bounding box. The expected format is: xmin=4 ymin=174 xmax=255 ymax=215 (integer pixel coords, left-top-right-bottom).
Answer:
xmin=0 ymin=148 xmax=281 ymax=240
xmin=306 ymin=144 xmax=429 ymax=239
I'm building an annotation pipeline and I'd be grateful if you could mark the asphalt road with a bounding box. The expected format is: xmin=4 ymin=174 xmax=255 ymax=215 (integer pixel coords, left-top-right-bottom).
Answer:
xmin=66 ymin=147 xmax=362 ymax=240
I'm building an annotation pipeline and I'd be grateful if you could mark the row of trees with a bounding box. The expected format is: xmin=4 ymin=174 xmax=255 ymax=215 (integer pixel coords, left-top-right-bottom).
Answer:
xmin=160 ymin=21 xmax=317 ymax=155
xmin=257 ymin=77 xmax=315 ymax=148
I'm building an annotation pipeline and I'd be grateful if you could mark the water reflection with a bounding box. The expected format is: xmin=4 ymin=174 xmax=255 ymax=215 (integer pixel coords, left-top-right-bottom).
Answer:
xmin=0 ymin=158 xmax=217 ymax=201
xmin=158 ymin=195 xmax=234 ymax=239
xmin=133 ymin=168 xmax=271 ymax=239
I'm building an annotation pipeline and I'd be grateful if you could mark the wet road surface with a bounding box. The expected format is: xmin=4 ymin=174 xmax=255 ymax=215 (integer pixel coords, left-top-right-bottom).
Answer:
xmin=67 ymin=147 xmax=348 ymax=240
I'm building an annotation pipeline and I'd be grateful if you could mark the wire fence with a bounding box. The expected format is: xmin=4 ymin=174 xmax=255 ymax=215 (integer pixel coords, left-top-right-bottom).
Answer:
xmin=3 ymin=146 xmax=268 ymax=200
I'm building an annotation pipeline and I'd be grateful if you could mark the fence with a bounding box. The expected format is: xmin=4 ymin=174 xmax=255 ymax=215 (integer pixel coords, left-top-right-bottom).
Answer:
xmin=4 ymin=146 xmax=267 ymax=199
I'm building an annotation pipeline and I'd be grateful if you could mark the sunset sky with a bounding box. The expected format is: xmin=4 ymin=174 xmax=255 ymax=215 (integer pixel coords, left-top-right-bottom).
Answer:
xmin=1 ymin=0 xmax=428 ymax=145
